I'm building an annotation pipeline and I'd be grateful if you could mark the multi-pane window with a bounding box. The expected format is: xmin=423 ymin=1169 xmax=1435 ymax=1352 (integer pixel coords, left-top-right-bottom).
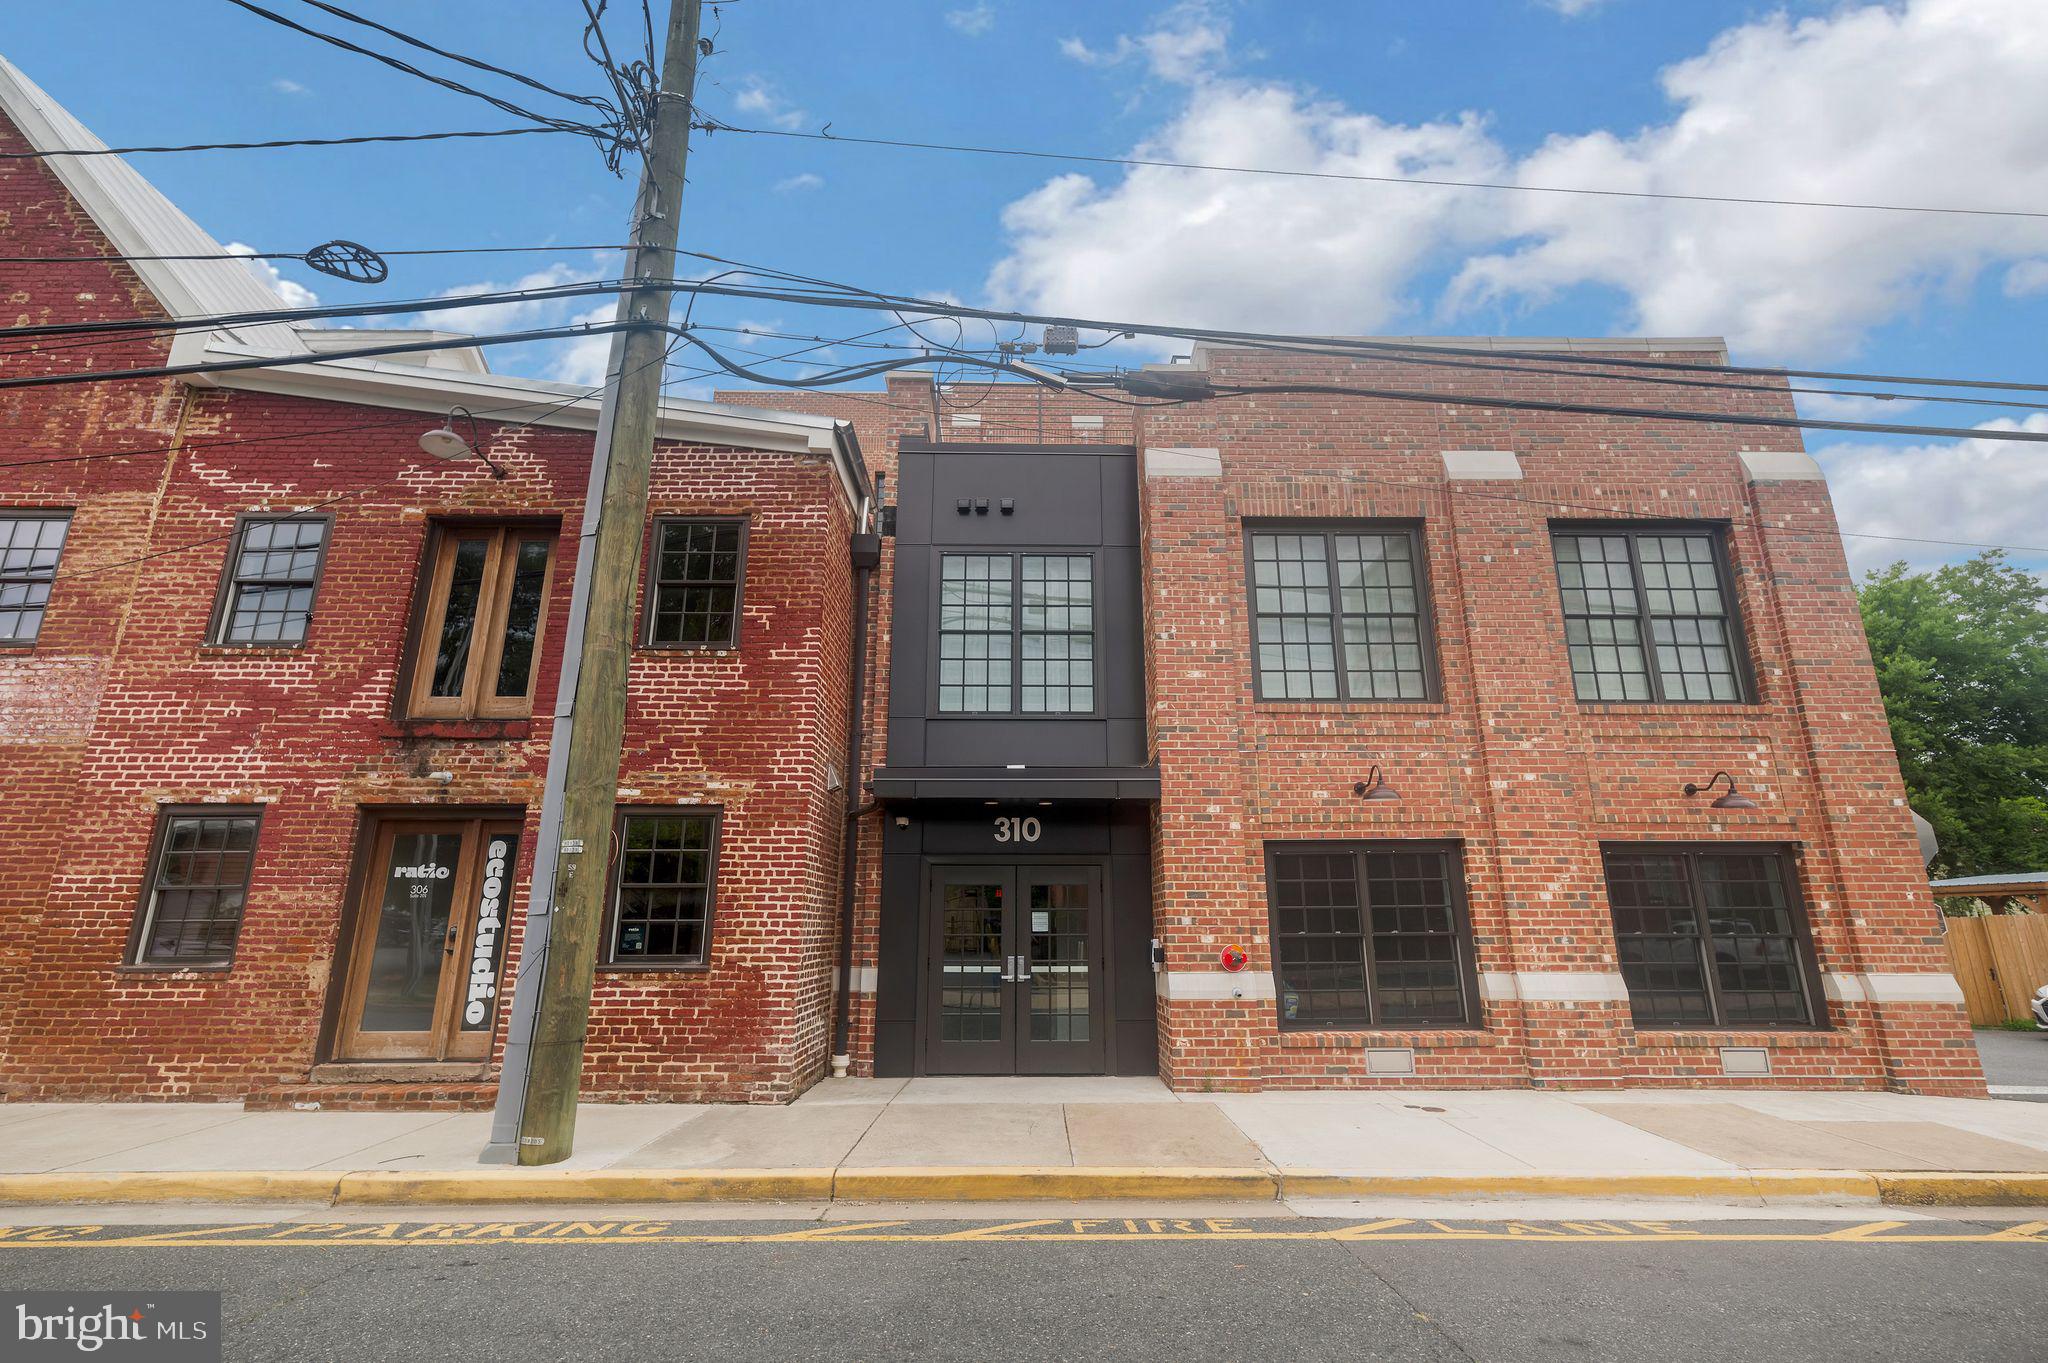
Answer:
xmin=645 ymin=519 xmax=744 ymax=647
xmin=1603 ymin=846 xmax=1818 ymax=1028
xmin=1265 ymin=843 xmax=1476 ymax=1029
xmin=1553 ymin=527 xmax=1746 ymax=703
xmin=936 ymin=553 xmax=1097 ymax=715
xmin=1248 ymin=527 xmax=1434 ymax=701
xmin=0 ymin=513 xmax=70 ymax=645
xmin=607 ymin=809 xmax=719 ymax=966
xmin=1021 ymin=555 xmax=1094 ymax=713
xmin=130 ymin=809 xmax=261 ymax=966
xmin=938 ymin=554 xmax=1013 ymax=712
xmin=212 ymin=515 xmax=330 ymax=645
xmin=407 ymin=525 xmax=555 ymax=720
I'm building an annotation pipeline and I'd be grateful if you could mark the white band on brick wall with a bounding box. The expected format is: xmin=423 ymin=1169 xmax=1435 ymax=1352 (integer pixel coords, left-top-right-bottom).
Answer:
xmin=848 ymin=967 xmax=877 ymax=995
xmin=1143 ymin=447 xmax=1222 ymax=479
xmin=1157 ymin=971 xmax=1277 ymax=1001
xmin=1821 ymin=971 xmax=1965 ymax=1005
xmin=1481 ymin=971 xmax=1632 ymax=1003
xmin=1737 ymin=449 xmax=1825 ymax=483
xmin=1441 ymin=449 xmax=1523 ymax=481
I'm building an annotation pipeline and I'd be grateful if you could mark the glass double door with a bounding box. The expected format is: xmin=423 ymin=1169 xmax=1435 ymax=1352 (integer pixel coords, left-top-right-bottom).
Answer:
xmin=335 ymin=817 xmax=520 ymax=1062
xmin=925 ymin=863 xmax=1104 ymax=1075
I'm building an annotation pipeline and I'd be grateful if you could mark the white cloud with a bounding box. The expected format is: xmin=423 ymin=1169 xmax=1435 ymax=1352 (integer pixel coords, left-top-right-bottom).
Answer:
xmin=222 ymin=242 xmax=319 ymax=309
xmin=1449 ymin=0 xmax=2048 ymax=357
xmin=986 ymin=84 xmax=1505 ymax=337
xmin=1815 ymin=414 xmax=2048 ymax=574
xmin=945 ymin=3 xmax=995 ymax=37
xmin=996 ymin=0 xmax=2048 ymax=361
xmin=270 ymin=77 xmax=311 ymax=96
xmin=2005 ymin=259 xmax=2048 ymax=297
xmin=1542 ymin=0 xmax=1611 ymax=16
xmin=1060 ymin=1 xmax=1231 ymax=84
xmin=1795 ymin=391 xmax=1925 ymax=423
xmin=424 ymin=263 xmax=588 ymax=335
xmin=774 ymin=172 xmax=824 ymax=193
xmin=546 ymin=303 xmax=620 ymax=388
xmin=733 ymin=77 xmax=806 ymax=131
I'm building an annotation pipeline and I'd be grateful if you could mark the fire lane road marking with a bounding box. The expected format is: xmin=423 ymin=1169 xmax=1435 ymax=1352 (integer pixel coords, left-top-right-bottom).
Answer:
xmin=0 ymin=1219 xmax=2043 ymax=1248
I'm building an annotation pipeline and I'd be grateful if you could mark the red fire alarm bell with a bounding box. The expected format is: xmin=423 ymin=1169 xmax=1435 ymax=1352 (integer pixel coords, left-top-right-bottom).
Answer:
xmin=1220 ymin=945 xmax=1248 ymax=973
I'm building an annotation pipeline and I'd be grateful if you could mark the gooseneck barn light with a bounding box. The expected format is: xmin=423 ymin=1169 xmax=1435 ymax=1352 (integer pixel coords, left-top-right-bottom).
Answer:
xmin=1684 ymin=770 xmax=1758 ymax=810
xmin=418 ymin=406 xmax=505 ymax=478
xmin=1353 ymin=766 xmax=1400 ymax=802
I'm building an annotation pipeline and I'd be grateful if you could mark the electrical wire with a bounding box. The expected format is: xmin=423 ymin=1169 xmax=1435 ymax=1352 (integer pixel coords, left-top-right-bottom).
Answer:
xmin=0 ymin=243 xmax=632 ymax=266
xmin=0 ymin=126 xmax=577 ymax=159
xmin=287 ymin=0 xmax=615 ymax=113
xmin=699 ymin=119 xmax=2048 ymax=222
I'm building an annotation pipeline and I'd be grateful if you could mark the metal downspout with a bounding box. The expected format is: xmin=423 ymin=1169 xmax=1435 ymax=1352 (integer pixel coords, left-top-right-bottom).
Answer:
xmin=830 ymin=471 xmax=884 ymax=1076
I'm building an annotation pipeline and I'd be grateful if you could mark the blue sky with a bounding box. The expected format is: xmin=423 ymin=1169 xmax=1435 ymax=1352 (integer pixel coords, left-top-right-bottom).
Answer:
xmin=11 ymin=1 xmax=2047 ymax=576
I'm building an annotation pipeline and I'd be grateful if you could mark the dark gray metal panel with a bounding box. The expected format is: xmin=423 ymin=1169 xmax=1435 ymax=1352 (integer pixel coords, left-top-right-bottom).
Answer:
xmin=1100 ymin=453 xmax=1141 ymax=547
xmin=918 ymin=804 xmax=1113 ymax=856
xmin=929 ymin=454 xmax=1104 ymax=547
xmin=899 ymin=448 xmax=935 ymax=542
xmin=1099 ymin=547 xmax=1146 ymax=733
xmin=1109 ymin=850 xmax=1158 ymax=1076
xmin=925 ymin=719 xmax=1107 ymax=767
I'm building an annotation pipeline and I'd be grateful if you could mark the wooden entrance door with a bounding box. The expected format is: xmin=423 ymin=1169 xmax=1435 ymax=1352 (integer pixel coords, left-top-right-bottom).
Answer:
xmin=335 ymin=816 xmax=520 ymax=1062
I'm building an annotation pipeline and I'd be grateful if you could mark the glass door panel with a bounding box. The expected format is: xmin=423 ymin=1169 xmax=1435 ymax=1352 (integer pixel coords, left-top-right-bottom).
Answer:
xmin=925 ymin=869 xmax=1016 ymax=1075
xmin=1014 ymin=868 xmax=1105 ymax=1075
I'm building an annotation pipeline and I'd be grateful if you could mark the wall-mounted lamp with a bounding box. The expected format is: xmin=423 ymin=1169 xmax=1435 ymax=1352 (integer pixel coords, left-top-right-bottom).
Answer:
xmin=419 ymin=406 xmax=505 ymax=478
xmin=1684 ymin=770 xmax=1757 ymax=810
xmin=1353 ymin=766 xmax=1400 ymax=802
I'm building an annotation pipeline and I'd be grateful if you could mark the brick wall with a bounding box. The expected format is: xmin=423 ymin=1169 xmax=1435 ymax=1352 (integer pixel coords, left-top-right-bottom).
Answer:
xmin=0 ymin=112 xmax=858 ymax=1102
xmin=720 ymin=350 xmax=1983 ymax=1096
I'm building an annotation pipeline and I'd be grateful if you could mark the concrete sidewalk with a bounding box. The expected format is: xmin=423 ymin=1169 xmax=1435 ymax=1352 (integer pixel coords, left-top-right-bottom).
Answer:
xmin=4 ymin=1079 xmax=2048 ymax=1205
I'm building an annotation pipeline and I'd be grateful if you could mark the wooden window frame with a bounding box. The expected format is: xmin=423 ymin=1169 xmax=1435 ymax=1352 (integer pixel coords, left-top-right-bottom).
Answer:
xmin=1262 ymin=840 xmax=1481 ymax=1031
xmin=206 ymin=511 xmax=334 ymax=648
xmin=1600 ymin=842 xmax=1826 ymax=1031
xmin=1243 ymin=520 xmax=1442 ymax=704
xmin=404 ymin=523 xmax=558 ymax=720
xmin=641 ymin=516 xmax=748 ymax=650
xmin=124 ymin=804 xmax=265 ymax=970
xmin=1549 ymin=521 xmax=1756 ymax=706
xmin=0 ymin=509 xmax=73 ymax=648
xmin=600 ymin=805 xmax=723 ymax=971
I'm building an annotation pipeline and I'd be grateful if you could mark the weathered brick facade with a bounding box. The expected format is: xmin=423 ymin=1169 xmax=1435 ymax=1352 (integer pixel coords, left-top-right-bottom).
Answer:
xmin=0 ymin=105 xmax=860 ymax=1104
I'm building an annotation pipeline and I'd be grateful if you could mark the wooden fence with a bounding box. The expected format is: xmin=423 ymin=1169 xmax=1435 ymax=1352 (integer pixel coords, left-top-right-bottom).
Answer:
xmin=1944 ymin=914 xmax=2048 ymax=1025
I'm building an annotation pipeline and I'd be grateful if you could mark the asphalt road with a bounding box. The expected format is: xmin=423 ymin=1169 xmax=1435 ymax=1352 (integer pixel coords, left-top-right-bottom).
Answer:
xmin=5 ymin=1213 xmax=2046 ymax=1362
xmin=1976 ymin=1027 xmax=2048 ymax=1095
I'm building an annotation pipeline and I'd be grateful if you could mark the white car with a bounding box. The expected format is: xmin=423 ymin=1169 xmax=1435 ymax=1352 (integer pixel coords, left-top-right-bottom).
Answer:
xmin=2033 ymin=983 xmax=2048 ymax=1031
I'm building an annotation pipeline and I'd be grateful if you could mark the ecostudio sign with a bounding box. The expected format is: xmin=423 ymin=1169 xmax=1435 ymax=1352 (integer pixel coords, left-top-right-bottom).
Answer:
xmin=464 ymin=837 xmax=511 ymax=1029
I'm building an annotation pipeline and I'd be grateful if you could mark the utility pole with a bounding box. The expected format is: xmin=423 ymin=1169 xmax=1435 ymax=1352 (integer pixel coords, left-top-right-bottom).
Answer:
xmin=483 ymin=0 xmax=703 ymax=1166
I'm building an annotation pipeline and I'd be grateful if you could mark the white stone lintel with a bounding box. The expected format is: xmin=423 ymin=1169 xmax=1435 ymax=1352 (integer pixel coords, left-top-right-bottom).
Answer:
xmin=1144 ymin=446 xmax=1223 ymax=479
xmin=1739 ymin=449 xmax=1825 ymax=483
xmin=1441 ymin=449 xmax=1523 ymax=481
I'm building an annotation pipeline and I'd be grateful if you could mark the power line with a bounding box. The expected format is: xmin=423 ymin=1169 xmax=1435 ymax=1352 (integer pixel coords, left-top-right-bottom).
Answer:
xmin=0 ymin=125 xmax=577 ymax=159
xmin=700 ymin=119 xmax=2048 ymax=222
xmin=222 ymin=0 xmax=625 ymax=157
xmin=0 ymin=242 xmax=631 ymax=265
xmin=288 ymin=0 xmax=613 ymax=112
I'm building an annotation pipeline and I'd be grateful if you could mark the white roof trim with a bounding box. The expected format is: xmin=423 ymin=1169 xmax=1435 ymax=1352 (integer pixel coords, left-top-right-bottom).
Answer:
xmin=198 ymin=338 xmax=866 ymax=507
xmin=0 ymin=56 xmax=304 ymax=365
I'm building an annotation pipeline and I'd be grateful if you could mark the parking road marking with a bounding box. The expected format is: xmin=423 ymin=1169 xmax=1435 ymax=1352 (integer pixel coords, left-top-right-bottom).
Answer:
xmin=0 ymin=1218 xmax=2043 ymax=1248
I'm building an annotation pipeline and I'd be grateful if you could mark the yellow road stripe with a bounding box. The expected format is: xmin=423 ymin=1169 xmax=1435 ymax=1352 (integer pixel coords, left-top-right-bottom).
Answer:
xmin=0 ymin=1219 xmax=2042 ymax=1249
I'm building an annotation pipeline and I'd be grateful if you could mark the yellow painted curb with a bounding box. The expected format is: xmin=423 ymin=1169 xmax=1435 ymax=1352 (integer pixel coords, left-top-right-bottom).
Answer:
xmin=1873 ymin=1172 xmax=2048 ymax=1207
xmin=831 ymin=1167 xmax=1280 ymax=1202
xmin=0 ymin=1172 xmax=346 ymax=1205
xmin=1279 ymin=1171 xmax=1882 ymax=1203
xmin=334 ymin=1169 xmax=836 ymax=1205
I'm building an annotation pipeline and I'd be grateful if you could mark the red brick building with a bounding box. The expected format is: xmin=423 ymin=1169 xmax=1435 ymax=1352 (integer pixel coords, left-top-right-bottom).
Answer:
xmin=0 ymin=59 xmax=1983 ymax=1105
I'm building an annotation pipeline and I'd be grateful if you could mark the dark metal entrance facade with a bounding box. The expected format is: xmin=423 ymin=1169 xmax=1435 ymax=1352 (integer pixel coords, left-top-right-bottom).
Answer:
xmin=876 ymin=802 xmax=1156 ymax=1078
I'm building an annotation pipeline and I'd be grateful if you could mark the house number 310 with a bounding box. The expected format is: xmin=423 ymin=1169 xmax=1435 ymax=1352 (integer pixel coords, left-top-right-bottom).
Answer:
xmin=992 ymin=816 xmax=1042 ymax=843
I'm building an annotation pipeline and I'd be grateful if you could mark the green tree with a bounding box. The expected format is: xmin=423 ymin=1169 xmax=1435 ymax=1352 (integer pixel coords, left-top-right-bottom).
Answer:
xmin=1859 ymin=551 xmax=2048 ymax=877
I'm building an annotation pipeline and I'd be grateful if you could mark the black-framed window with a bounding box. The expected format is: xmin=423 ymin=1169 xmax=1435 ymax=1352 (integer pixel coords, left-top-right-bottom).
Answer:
xmin=606 ymin=808 xmax=719 ymax=967
xmin=1247 ymin=525 xmax=1435 ymax=702
xmin=1552 ymin=526 xmax=1747 ymax=703
xmin=936 ymin=551 xmax=1096 ymax=715
xmin=130 ymin=808 xmax=262 ymax=966
xmin=0 ymin=512 xmax=71 ymax=645
xmin=212 ymin=514 xmax=330 ymax=646
xmin=1265 ymin=842 xmax=1477 ymax=1029
xmin=645 ymin=519 xmax=744 ymax=647
xmin=1603 ymin=845 xmax=1820 ymax=1028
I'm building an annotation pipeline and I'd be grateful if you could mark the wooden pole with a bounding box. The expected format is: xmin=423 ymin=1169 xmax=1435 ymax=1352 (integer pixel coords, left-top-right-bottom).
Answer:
xmin=512 ymin=0 xmax=703 ymax=1166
